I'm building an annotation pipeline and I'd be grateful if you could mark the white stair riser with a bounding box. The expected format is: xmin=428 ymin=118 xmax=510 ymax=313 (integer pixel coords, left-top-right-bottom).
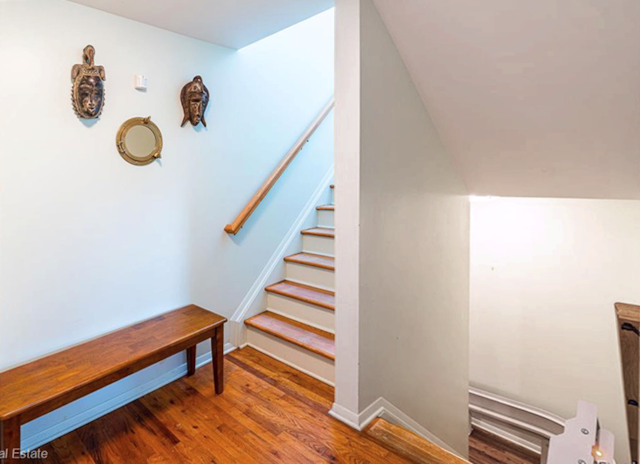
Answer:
xmin=285 ymin=262 xmax=334 ymax=291
xmin=317 ymin=210 xmax=334 ymax=228
xmin=246 ymin=328 xmax=335 ymax=385
xmin=267 ymin=293 xmax=335 ymax=332
xmin=302 ymin=235 xmax=334 ymax=256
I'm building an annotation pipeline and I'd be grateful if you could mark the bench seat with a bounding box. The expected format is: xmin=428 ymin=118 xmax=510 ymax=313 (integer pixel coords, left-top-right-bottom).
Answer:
xmin=0 ymin=305 xmax=226 ymax=463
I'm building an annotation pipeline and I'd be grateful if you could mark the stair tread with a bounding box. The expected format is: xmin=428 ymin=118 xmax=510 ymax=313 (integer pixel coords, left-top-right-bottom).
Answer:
xmin=284 ymin=253 xmax=335 ymax=271
xmin=316 ymin=204 xmax=335 ymax=211
xmin=365 ymin=418 xmax=469 ymax=463
xmin=265 ymin=280 xmax=335 ymax=310
xmin=245 ymin=312 xmax=335 ymax=360
xmin=301 ymin=227 xmax=335 ymax=238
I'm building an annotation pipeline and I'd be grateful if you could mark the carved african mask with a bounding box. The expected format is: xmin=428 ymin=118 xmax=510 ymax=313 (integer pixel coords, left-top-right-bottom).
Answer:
xmin=71 ymin=45 xmax=106 ymax=119
xmin=180 ymin=76 xmax=209 ymax=127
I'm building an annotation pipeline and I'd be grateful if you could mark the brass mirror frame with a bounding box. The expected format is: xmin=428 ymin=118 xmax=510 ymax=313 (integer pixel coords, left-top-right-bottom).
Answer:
xmin=116 ymin=116 xmax=163 ymax=166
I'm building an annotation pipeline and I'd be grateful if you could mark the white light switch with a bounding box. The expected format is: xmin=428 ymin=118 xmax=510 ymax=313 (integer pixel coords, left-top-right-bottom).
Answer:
xmin=134 ymin=75 xmax=147 ymax=90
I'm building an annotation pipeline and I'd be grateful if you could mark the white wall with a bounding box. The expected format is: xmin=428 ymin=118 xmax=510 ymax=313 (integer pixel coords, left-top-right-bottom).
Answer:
xmin=371 ymin=0 xmax=640 ymax=201
xmin=358 ymin=0 xmax=470 ymax=455
xmin=471 ymin=198 xmax=640 ymax=462
xmin=0 ymin=0 xmax=333 ymax=448
xmin=332 ymin=0 xmax=470 ymax=456
xmin=333 ymin=0 xmax=362 ymax=422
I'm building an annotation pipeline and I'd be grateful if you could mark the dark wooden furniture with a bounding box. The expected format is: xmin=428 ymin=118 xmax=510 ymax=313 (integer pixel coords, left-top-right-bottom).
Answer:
xmin=615 ymin=302 xmax=639 ymax=464
xmin=0 ymin=305 xmax=226 ymax=463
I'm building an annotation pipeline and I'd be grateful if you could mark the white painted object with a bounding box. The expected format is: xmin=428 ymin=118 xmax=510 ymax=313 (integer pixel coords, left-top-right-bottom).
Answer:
xmin=316 ymin=209 xmax=334 ymax=228
xmin=244 ymin=330 xmax=335 ymax=384
xmin=67 ymin=0 xmax=334 ymax=49
xmin=470 ymin=198 xmax=639 ymax=461
xmin=547 ymin=401 xmax=616 ymax=464
xmin=284 ymin=261 xmax=334 ymax=291
xmin=302 ymin=234 xmax=334 ymax=256
xmin=134 ymin=75 xmax=147 ymax=90
xmin=332 ymin=1 xmax=471 ymax=457
xmin=372 ymin=0 xmax=640 ymax=200
xmin=469 ymin=387 xmax=566 ymax=457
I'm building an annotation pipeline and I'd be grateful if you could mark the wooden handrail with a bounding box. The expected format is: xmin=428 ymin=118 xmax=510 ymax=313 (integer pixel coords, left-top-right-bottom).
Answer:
xmin=224 ymin=98 xmax=334 ymax=235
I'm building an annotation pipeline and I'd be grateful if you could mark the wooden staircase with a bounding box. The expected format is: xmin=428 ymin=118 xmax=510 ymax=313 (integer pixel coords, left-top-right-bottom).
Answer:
xmin=245 ymin=184 xmax=336 ymax=384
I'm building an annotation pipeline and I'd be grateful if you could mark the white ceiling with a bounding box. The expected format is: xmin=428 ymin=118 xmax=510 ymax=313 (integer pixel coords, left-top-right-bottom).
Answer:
xmin=68 ymin=0 xmax=334 ymax=49
xmin=373 ymin=0 xmax=640 ymax=199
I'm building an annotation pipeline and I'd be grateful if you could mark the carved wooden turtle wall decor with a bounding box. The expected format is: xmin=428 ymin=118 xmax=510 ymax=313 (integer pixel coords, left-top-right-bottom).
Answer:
xmin=180 ymin=76 xmax=210 ymax=128
xmin=71 ymin=45 xmax=106 ymax=119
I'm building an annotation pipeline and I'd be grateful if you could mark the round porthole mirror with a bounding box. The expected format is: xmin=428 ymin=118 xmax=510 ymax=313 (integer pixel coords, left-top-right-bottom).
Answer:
xmin=116 ymin=116 xmax=163 ymax=166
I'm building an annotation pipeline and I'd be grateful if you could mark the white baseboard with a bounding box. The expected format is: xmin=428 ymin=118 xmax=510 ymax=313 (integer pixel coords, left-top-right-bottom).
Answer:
xmin=328 ymin=403 xmax=361 ymax=429
xmin=241 ymin=342 xmax=335 ymax=386
xmin=230 ymin=165 xmax=334 ymax=347
xmin=329 ymin=397 xmax=460 ymax=457
xmin=469 ymin=387 xmax=566 ymax=457
xmin=21 ymin=342 xmax=236 ymax=452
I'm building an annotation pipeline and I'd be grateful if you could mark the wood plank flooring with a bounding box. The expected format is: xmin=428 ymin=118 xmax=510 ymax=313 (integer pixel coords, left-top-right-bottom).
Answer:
xmin=28 ymin=348 xmax=403 ymax=463
xmin=469 ymin=429 xmax=538 ymax=464
xmin=27 ymin=348 xmax=539 ymax=463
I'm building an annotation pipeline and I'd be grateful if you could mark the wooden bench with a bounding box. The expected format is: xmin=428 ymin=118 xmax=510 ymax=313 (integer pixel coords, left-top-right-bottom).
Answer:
xmin=0 ymin=305 xmax=226 ymax=463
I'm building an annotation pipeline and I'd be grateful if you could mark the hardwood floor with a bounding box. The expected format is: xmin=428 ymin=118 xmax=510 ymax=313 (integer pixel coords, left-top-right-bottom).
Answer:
xmin=29 ymin=348 xmax=407 ymax=463
xmin=27 ymin=348 xmax=539 ymax=463
xmin=469 ymin=429 xmax=539 ymax=464
xmin=365 ymin=418 xmax=468 ymax=463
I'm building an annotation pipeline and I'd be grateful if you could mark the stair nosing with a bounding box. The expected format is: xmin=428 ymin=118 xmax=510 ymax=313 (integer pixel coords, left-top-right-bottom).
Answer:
xmin=245 ymin=312 xmax=335 ymax=360
xmin=301 ymin=227 xmax=335 ymax=238
xmin=265 ymin=308 xmax=334 ymax=335
xmin=265 ymin=280 xmax=335 ymax=311
xmin=284 ymin=252 xmax=335 ymax=271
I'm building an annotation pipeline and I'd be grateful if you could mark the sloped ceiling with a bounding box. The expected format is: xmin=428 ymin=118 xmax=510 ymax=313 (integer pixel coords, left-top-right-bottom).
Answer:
xmin=373 ymin=0 xmax=640 ymax=199
xmin=68 ymin=0 xmax=334 ymax=49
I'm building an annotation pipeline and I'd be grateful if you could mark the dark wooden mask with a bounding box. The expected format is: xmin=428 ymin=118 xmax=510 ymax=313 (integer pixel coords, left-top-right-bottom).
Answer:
xmin=71 ymin=45 xmax=106 ymax=119
xmin=180 ymin=76 xmax=210 ymax=128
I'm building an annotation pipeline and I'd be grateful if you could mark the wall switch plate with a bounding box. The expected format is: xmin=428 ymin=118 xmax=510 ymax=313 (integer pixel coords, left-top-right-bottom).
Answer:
xmin=134 ymin=75 xmax=147 ymax=91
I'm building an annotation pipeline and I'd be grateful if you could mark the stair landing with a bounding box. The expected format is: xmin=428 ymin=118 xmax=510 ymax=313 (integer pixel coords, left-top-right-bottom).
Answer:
xmin=365 ymin=418 xmax=469 ymax=463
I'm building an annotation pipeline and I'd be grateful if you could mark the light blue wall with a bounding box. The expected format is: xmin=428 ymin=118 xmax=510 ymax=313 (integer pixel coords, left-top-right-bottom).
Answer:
xmin=0 ymin=0 xmax=333 ymax=449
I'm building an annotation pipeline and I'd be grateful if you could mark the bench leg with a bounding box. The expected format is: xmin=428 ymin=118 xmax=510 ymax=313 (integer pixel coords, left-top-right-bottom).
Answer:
xmin=1 ymin=417 xmax=21 ymax=463
xmin=187 ymin=345 xmax=196 ymax=376
xmin=211 ymin=325 xmax=224 ymax=394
